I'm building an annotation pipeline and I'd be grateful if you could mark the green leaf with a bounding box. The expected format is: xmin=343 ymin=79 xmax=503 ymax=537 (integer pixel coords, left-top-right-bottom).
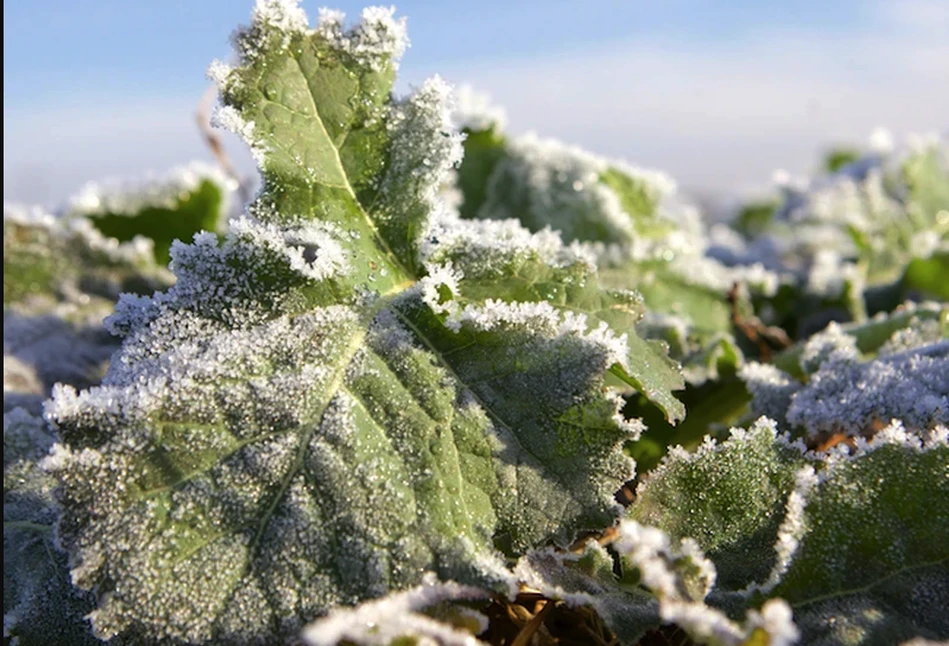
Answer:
xmin=455 ymin=126 xmax=507 ymax=221
xmin=44 ymin=4 xmax=684 ymax=643
xmin=626 ymin=417 xmax=949 ymax=645
xmin=67 ymin=163 xmax=232 ymax=265
xmin=822 ymin=148 xmax=862 ymax=174
xmin=902 ymin=251 xmax=949 ymax=301
xmin=774 ymin=425 xmax=949 ymax=645
xmin=629 ymin=418 xmax=809 ymax=590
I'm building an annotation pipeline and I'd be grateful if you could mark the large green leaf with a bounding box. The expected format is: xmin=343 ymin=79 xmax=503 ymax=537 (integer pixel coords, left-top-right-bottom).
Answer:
xmin=44 ymin=3 xmax=684 ymax=643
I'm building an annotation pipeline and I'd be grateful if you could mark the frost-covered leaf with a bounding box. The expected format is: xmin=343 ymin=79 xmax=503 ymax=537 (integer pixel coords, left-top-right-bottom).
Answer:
xmin=66 ymin=162 xmax=234 ymax=264
xmin=627 ymin=417 xmax=949 ymax=645
xmin=3 ymin=408 xmax=99 ymax=645
xmin=732 ymin=133 xmax=949 ymax=331
xmin=773 ymin=423 xmax=949 ymax=645
xmin=630 ymin=418 xmax=810 ymax=590
xmin=43 ymin=3 xmax=683 ymax=643
xmin=743 ymin=305 xmax=949 ymax=438
xmin=3 ymin=204 xmax=169 ymax=310
xmin=770 ymin=301 xmax=947 ymax=379
xmin=450 ymin=101 xmax=780 ymax=384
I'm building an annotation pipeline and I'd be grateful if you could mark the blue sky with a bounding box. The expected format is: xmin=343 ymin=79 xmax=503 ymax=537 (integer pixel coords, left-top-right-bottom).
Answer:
xmin=4 ymin=0 xmax=948 ymax=204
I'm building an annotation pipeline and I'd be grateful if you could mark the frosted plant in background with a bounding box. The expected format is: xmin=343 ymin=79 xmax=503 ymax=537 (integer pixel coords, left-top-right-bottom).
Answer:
xmin=3 ymin=203 xmax=172 ymax=415
xmin=4 ymin=159 xmax=233 ymax=417
xmin=731 ymin=131 xmax=949 ymax=328
xmin=449 ymin=89 xmax=786 ymax=388
xmin=64 ymin=161 xmax=235 ymax=264
xmin=742 ymin=303 xmax=949 ymax=438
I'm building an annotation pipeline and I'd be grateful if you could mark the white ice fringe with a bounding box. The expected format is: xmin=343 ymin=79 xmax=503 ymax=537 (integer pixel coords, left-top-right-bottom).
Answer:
xmin=418 ymin=262 xmax=463 ymax=319
xmin=420 ymin=210 xmax=595 ymax=275
xmin=302 ymin=573 xmax=489 ymax=646
xmin=744 ymin=465 xmax=819 ymax=596
xmin=450 ymin=298 xmax=629 ymax=369
xmin=314 ymin=5 xmax=409 ymax=71
xmin=613 ymin=520 xmax=800 ymax=646
xmin=66 ymin=161 xmax=233 ymax=230
xmin=230 ymin=217 xmax=350 ymax=282
xmin=252 ymin=0 xmax=308 ymax=35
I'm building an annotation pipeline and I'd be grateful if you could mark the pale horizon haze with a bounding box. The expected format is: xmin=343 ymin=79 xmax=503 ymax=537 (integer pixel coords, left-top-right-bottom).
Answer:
xmin=4 ymin=0 xmax=948 ymax=207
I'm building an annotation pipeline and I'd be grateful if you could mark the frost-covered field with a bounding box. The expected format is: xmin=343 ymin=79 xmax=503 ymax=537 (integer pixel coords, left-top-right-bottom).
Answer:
xmin=4 ymin=2 xmax=948 ymax=645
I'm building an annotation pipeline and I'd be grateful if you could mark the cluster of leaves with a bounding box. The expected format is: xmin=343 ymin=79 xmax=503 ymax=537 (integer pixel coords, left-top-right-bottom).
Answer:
xmin=3 ymin=2 xmax=947 ymax=645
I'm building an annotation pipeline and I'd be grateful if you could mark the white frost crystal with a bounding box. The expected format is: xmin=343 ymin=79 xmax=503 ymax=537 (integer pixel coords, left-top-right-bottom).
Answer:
xmin=613 ymin=520 xmax=800 ymax=646
xmin=302 ymin=573 xmax=489 ymax=646
xmin=313 ymin=5 xmax=409 ymax=71
xmin=742 ymin=318 xmax=949 ymax=437
xmin=788 ymin=340 xmax=949 ymax=436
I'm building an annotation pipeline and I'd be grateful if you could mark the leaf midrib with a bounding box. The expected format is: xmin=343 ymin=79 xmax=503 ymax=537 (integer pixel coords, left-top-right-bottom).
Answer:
xmin=289 ymin=53 xmax=414 ymax=283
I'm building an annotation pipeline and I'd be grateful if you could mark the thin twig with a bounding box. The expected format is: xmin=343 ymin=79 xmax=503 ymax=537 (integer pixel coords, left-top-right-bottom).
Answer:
xmin=510 ymin=599 xmax=554 ymax=646
xmin=727 ymin=282 xmax=792 ymax=361
xmin=196 ymin=84 xmax=250 ymax=206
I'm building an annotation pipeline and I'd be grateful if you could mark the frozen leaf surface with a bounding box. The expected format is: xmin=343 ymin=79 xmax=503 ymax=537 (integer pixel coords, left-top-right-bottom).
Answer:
xmin=628 ymin=418 xmax=949 ymax=645
xmin=45 ymin=3 xmax=683 ymax=643
xmin=630 ymin=418 xmax=810 ymax=590
xmin=743 ymin=306 xmax=949 ymax=438
xmin=3 ymin=408 xmax=99 ymax=646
